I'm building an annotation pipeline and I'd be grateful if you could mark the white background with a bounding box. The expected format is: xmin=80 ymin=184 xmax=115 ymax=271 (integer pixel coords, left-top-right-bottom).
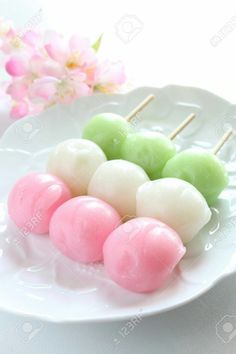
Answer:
xmin=0 ymin=0 xmax=236 ymax=353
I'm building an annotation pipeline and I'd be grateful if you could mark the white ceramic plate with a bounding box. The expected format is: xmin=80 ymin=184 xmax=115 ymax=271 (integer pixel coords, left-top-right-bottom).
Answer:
xmin=0 ymin=85 xmax=236 ymax=323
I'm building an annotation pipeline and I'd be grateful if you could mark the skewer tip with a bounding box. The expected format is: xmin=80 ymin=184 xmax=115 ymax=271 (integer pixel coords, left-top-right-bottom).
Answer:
xmin=212 ymin=128 xmax=234 ymax=155
xmin=168 ymin=112 xmax=196 ymax=140
xmin=125 ymin=93 xmax=156 ymax=122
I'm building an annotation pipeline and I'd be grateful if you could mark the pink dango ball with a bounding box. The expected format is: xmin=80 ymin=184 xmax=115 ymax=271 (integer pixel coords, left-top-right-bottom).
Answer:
xmin=103 ymin=217 xmax=186 ymax=293
xmin=8 ymin=173 xmax=71 ymax=235
xmin=49 ymin=196 xmax=121 ymax=263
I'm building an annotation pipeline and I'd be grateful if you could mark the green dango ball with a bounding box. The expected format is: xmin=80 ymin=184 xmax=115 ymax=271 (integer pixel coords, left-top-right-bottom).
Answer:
xmin=162 ymin=149 xmax=229 ymax=205
xmin=82 ymin=113 xmax=133 ymax=160
xmin=121 ymin=132 xmax=176 ymax=179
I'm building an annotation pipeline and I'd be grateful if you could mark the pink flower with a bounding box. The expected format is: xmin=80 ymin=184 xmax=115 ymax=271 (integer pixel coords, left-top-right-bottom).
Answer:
xmin=57 ymin=77 xmax=91 ymax=104
xmin=6 ymin=53 xmax=44 ymax=80
xmin=30 ymin=76 xmax=58 ymax=102
xmin=30 ymin=74 xmax=90 ymax=104
xmin=45 ymin=32 xmax=97 ymax=73
xmin=0 ymin=28 xmax=24 ymax=54
xmin=0 ymin=21 xmax=126 ymax=119
xmin=10 ymin=100 xmax=29 ymax=119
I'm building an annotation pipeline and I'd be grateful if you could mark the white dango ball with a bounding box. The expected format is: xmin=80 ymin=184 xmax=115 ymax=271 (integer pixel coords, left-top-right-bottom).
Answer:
xmin=47 ymin=139 xmax=106 ymax=196
xmin=88 ymin=160 xmax=149 ymax=218
xmin=136 ymin=178 xmax=212 ymax=244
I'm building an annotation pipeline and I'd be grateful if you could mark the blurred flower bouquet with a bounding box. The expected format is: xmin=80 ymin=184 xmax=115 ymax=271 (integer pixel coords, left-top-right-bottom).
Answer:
xmin=0 ymin=18 xmax=125 ymax=119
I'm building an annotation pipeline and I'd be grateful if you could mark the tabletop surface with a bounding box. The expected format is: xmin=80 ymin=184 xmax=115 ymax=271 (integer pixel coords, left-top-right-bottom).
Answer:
xmin=1 ymin=1 xmax=236 ymax=353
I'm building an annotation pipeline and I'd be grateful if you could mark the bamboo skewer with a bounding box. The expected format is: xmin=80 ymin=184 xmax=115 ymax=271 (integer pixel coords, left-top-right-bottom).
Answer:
xmin=125 ymin=94 xmax=155 ymax=122
xmin=125 ymin=95 xmax=196 ymax=140
xmin=212 ymin=128 xmax=233 ymax=155
xmin=168 ymin=113 xmax=196 ymax=140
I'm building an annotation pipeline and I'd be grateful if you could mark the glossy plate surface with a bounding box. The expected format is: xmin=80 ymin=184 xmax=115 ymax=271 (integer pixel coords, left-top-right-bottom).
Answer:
xmin=0 ymin=86 xmax=235 ymax=323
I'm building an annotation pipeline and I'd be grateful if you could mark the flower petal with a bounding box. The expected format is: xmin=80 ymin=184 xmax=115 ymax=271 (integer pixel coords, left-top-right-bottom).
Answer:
xmin=5 ymin=55 xmax=27 ymax=76
xmin=69 ymin=35 xmax=89 ymax=52
xmin=30 ymin=76 xmax=58 ymax=101
xmin=74 ymin=81 xmax=91 ymax=97
xmin=95 ymin=60 xmax=126 ymax=92
xmin=29 ymin=54 xmax=44 ymax=75
xmin=22 ymin=30 xmax=42 ymax=48
xmin=45 ymin=33 xmax=69 ymax=63
xmin=10 ymin=100 xmax=29 ymax=119
xmin=42 ymin=59 xmax=64 ymax=77
xmin=7 ymin=80 xmax=28 ymax=100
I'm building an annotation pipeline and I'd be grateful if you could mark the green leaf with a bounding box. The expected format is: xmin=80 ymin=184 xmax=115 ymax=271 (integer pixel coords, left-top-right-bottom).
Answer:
xmin=92 ymin=34 xmax=103 ymax=52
